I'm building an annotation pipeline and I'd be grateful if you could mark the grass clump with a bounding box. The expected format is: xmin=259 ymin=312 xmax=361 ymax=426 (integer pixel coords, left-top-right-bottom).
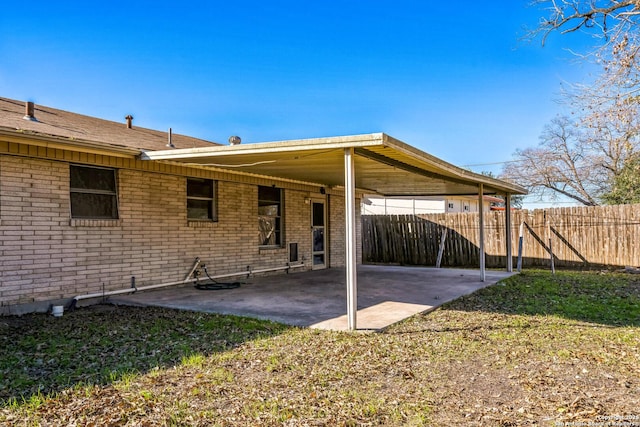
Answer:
xmin=0 ymin=306 xmax=289 ymax=404
xmin=446 ymin=269 xmax=640 ymax=326
xmin=1 ymin=269 xmax=639 ymax=426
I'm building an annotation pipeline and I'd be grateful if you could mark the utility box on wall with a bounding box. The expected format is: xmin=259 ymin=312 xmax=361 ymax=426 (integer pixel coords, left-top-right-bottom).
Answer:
xmin=289 ymin=242 xmax=299 ymax=263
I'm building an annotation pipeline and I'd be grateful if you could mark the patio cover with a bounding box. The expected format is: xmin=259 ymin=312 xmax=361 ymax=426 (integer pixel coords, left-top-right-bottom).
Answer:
xmin=140 ymin=133 xmax=525 ymax=197
xmin=141 ymin=133 xmax=527 ymax=330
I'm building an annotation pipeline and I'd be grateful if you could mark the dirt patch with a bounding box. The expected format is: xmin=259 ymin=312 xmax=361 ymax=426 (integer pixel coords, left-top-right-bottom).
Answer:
xmin=1 ymin=271 xmax=639 ymax=426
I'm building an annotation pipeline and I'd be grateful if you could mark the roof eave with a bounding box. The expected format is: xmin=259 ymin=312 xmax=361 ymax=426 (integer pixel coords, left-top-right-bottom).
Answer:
xmin=0 ymin=127 xmax=141 ymax=158
xmin=140 ymin=133 xmax=386 ymax=161
xmin=138 ymin=132 xmax=527 ymax=196
xmin=380 ymin=134 xmax=527 ymax=195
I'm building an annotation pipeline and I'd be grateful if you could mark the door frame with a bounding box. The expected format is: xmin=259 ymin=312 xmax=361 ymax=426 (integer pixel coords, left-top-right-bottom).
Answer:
xmin=310 ymin=198 xmax=327 ymax=270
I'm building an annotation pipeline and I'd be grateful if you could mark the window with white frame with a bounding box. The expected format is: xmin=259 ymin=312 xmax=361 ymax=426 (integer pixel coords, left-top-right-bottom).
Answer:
xmin=187 ymin=178 xmax=217 ymax=221
xmin=258 ymin=186 xmax=283 ymax=246
xmin=70 ymin=165 xmax=118 ymax=219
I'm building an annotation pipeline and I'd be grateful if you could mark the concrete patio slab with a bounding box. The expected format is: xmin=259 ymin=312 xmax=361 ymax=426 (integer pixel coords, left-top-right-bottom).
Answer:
xmin=110 ymin=265 xmax=515 ymax=331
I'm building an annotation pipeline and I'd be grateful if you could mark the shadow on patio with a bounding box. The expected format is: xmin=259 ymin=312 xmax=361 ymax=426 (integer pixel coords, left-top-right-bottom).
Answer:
xmin=110 ymin=265 xmax=515 ymax=331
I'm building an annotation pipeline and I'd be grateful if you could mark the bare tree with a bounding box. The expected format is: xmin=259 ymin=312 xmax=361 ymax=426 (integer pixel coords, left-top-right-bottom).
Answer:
xmin=531 ymin=0 xmax=639 ymax=39
xmin=506 ymin=1 xmax=640 ymax=204
xmin=530 ymin=1 xmax=640 ymax=56
xmin=582 ymin=95 xmax=640 ymax=176
xmin=502 ymin=116 xmax=600 ymax=205
xmin=530 ymin=0 xmax=640 ymax=100
xmin=502 ymin=99 xmax=640 ymax=205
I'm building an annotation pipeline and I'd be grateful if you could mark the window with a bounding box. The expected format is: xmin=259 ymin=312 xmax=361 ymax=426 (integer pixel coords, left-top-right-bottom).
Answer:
xmin=258 ymin=186 xmax=283 ymax=246
xmin=70 ymin=165 xmax=118 ymax=219
xmin=187 ymin=178 xmax=216 ymax=220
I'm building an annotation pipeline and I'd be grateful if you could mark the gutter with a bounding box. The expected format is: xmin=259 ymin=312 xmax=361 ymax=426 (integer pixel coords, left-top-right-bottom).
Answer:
xmin=0 ymin=127 xmax=142 ymax=158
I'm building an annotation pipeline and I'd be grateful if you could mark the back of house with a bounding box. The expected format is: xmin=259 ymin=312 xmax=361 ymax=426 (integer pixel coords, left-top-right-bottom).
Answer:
xmin=0 ymin=98 xmax=356 ymax=314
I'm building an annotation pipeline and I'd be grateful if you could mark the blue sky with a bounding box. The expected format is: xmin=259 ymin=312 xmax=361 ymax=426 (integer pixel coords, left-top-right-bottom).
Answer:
xmin=0 ymin=1 xmax=597 ymax=206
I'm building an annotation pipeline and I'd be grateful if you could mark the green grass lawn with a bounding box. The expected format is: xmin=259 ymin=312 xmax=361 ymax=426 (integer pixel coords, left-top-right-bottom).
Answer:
xmin=1 ymin=270 xmax=639 ymax=426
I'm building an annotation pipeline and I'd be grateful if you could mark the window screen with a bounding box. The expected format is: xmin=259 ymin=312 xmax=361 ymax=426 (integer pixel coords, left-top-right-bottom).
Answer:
xmin=70 ymin=165 xmax=118 ymax=219
xmin=187 ymin=178 xmax=216 ymax=220
xmin=258 ymin=186 xmax=283 ymax=246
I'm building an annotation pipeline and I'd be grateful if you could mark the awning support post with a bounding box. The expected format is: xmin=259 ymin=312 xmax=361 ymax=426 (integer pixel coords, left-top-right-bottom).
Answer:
xmin=505 ymin=192 xmax=513 ymax=272
xmin=345 ymin=147 xmax=358 ymax=331
xmin=478 ymin=184 xmax=486 ymax=282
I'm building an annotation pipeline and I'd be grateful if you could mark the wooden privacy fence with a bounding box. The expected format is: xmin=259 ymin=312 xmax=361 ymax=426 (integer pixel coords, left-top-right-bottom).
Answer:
xmin=362 ymin=204 xmax=640 ymax=269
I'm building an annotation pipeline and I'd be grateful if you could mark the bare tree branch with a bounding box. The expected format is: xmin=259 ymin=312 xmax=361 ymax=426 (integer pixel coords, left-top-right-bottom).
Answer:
xmin=530 ymin=0 xmax=638 ymax=46
xmin=509 ymin=1 xmax=640 ymax=205
xmin=501 ymin=109 xmax=639 ymax=205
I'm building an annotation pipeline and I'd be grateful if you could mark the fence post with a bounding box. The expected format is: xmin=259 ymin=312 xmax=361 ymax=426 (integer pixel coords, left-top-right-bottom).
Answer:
xmin=517 ymin=221 xmax=524 ymax=272
xmin=436 ymin=228 xmax=447 ymax=268
xmin=478 ymin=184 xmax=486 ymax=281
xmin=545 ymin=210 xmax=555 ymax=274
xmin=361 ymin=205 xmax=639 ymax=269
xmin=505 ymin=193 xmax=513 ymax=272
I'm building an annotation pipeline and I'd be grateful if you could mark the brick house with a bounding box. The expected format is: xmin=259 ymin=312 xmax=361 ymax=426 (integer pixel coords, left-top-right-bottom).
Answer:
xmin=0 ymin=97 xmax=525 ymax=323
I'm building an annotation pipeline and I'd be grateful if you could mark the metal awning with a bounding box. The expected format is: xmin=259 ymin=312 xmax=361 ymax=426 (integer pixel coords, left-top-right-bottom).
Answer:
xmin=141 ymin=132 xmax=526 ymax=331
xmin=140 ymin=133 xmax=526 ymax=197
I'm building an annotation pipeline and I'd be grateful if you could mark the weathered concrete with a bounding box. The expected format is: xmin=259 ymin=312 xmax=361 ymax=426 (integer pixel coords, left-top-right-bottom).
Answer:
xmin=110 ymin=265 xmax=515 ymax=331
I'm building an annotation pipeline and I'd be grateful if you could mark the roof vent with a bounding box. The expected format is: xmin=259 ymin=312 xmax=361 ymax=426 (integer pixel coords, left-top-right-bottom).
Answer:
xmin=23 ymin=101 xmax=37 ymax=122
xmin=167 ymin=128 xmax=175 ymax=148
xmin=125 ymin=115 xmax=133 ymax=129
xmin=228 ymin=135 xmax=241 ymax=145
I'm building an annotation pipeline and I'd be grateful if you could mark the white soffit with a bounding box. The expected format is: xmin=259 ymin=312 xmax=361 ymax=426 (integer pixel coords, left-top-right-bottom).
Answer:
xmin=140 ymin=133 xmax=527 ymax=197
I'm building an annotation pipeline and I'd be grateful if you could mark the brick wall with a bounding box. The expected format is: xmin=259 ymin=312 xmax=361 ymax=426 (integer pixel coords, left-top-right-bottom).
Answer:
xmin=0 ymin=157 xmax=71 ymax=307
xmin=0 ymin=155 xmax=360 ymax=313
xmin=328 ymin=194 xmax=362 ymax=267
xmin=284 ymin=190 xmax=312 ymax=265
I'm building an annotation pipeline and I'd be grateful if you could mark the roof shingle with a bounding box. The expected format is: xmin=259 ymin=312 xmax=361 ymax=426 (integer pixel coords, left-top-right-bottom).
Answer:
xmin=0 ymin=97 xmax=220 ymax=151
